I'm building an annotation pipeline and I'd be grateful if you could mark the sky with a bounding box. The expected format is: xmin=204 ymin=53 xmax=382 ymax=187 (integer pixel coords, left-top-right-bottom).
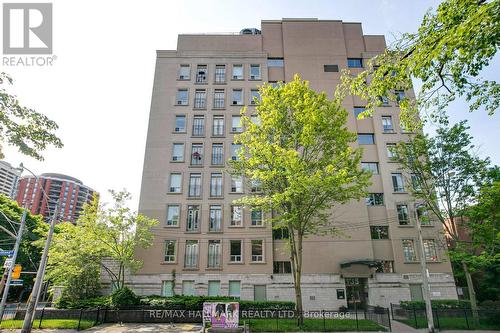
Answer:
xmin=1 ymin=0 xmax=499 ymax=210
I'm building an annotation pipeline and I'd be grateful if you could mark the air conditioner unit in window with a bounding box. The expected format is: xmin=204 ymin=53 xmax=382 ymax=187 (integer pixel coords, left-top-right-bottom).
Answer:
xmin=177 ymin=100 xmax=183 ymax=105
xmin=175 ymin=127 xmax=180 ymax=132
xmin=250 ymin=100 xmax=256 ymax=105
xmin=233 ymin=75 xmax=239 ymax=80
xmin=170 ymin=187 xmax=176 ymax=192
xmin=402 ymin=274 xmax=410 ymax=280
xmin=180 ymin=75 xmax=187 ymax=80
xmin=232 ymin=101 xmax=238 ymax=105
xmin=231 ymin=187 xmax=237 ymax=192
xmin=250 ymin=75 xmax=255 ymax=80
xmin=172 ymin=156 xmax=178 ymax=161
xmin=231 ymin=156 xmax=237 ymax=161
xmin=232 ymin=127 xmax=238 ymax=132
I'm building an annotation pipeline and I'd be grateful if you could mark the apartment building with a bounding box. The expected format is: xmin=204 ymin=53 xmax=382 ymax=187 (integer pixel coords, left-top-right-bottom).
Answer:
xmin=0 ymin=160 xmax=22 ymax=198
xmin=132 ymin=19 xmax=457 ymax=310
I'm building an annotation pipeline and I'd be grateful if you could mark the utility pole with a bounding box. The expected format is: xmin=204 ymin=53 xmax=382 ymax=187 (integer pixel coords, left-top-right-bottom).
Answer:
xmin=21 ymin=201 xmax=58 ymax=333
xmin=415 ymin=203 xmax=435 ymax=333
xmin=0 ymin=209 xmax=27 ymax=322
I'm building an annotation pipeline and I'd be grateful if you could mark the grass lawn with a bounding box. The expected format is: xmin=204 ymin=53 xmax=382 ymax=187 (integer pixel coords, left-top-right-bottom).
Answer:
xmin=399 ymin=317 xmax=500 ymax=330
xmin=0 ymin=319 xmax=95 ymax=330
xmin=247 ymin=318 xmax=387 ymax=332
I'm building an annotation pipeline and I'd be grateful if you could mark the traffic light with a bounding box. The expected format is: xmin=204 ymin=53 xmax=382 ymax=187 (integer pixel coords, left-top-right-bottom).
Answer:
xmin=12 ymin=264 xmax=22 ymax=279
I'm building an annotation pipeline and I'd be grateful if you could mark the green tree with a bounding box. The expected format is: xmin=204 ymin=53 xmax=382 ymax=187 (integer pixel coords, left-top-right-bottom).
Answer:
xmin=341 ymin=0 xmax=499 ymax=127
xmin=0 ymin=73 xmax=63 ymax=160
xmin=393 ymin=120 xmax=490 ymax=320
xmin=228 ymin=76 xmax=370 ymax=325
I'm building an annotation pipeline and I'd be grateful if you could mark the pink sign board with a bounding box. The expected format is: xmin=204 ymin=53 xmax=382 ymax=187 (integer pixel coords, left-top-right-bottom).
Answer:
xmin=203 ymin=302 xmax=239 ymax=328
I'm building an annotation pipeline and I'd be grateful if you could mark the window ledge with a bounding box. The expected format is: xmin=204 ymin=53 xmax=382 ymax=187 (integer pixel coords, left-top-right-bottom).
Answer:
xmin=170 ymin=160 xmax=185 ymax=163
xmin=174 ymin=104 xmax=189 ymax=107
xmin=228 ymin=225 xmax=244 ymax=228
xmin=248 ymin=78 xmax=262 ymax=81
xmin=228 ymin=262 xmax=244 ymax=265
xmin=229 ymin=192 xmax=244 ymax=195
xmin=194 ymin=82 xmax=208 ymax=85
xmin=206 ymin=267 xmax=223 ymax=271
xmin=250 ymin=225 xmax=265 ymax=228
xmin=421 ymin=224 xmax=434 ymax=227
xmin=182 ymin=268 xmax=199 ymax=271
xmin=231 ymin=78 xmax=244 ymax=81
xmin=176 ymin=78 xmax=191 ymax=81
xmin=167 ymin=192 xmax=182 ymax=195
xmin=213 ymin=82 xmax=227 ymax=85
xmin=164 ymin=225 xmax=180 ymax=229
xmin=185 ymin=230 xmax=201 ymax=234
xmin=193 ymin=108 xmax=207 ymax=111
xmin=210 ymin=165 xmax=224 ymax=168
xmin=172 ymin=131 xmax=187 ymax=134
xmin=188 ymin=165 xmax=204 ymax=168
xmin=382 ymin=131 xmax=397 ymax=134
xmin=230 ymin=104 xmax=244 ymax=107
xmin=209 ymin=196 xmax=224 ymax=200
xmin=186 ymin=197 xmax=202 ymax=200
xmin=250 ymin=261 xmax=266 ymax=265
xmin=393 ymin=192 xmax=408 ymax=195
xmin=208 ymin=231 xmax=223 ymax=234
xmin=160 ymin=262 xmax=177 ymax=265
xmin=210 ymin=136 xmax=226 ymax=139
xmin=403 ymin=261 xmax=419 ymax=264
xmin=398 ymin=225 xmax=414 ymax=228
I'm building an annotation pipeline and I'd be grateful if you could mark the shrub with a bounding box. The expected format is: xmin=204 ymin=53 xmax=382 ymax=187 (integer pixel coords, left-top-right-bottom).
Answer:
xmin=111 ymin=287 xmax=140 ymax=307
xmin=55 ymin=295 xmax=110 ymax=309
xmin=480 ymin=300 xmax=500 ymax=309
xmin=400 ymin=299 xmax=471 ymax=309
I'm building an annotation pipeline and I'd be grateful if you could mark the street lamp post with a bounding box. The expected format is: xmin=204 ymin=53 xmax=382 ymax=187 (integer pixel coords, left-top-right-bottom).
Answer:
xmin=415 ymin=202 xmax=435 ymax=333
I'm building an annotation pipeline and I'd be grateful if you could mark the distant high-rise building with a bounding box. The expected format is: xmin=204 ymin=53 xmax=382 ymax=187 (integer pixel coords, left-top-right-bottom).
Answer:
xmin=0 ymin=160 xmax=22 ymax=198
xmin=16 ymin=173 xmax=96 ymax=223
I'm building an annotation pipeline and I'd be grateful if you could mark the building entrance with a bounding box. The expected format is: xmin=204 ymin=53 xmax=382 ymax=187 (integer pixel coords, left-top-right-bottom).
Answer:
xmin=345 ymin=277 xmax=368 ymax=309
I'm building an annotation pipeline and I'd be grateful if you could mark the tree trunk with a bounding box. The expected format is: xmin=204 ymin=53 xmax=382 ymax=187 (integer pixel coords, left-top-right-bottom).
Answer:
xmin=288 ymin=225 xmax=304 ymax=327
xmin=462 ymin=262 xmax=479 ymax=325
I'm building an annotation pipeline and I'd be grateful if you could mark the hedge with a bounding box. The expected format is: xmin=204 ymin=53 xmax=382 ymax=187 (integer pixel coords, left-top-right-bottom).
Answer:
xmin=400 ymin=299 xmax=471 ymax=309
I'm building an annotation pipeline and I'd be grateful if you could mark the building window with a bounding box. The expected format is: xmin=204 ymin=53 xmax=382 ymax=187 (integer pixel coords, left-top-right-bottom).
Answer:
xmin=267 ymin=58 xmax=284 ymax=67
xmin=192 ymin=115 xmax=205 ymax=136
xmin=324 ymin=64 xmax=339 ymax=72
xmin=186 ymin=205 xmax=200 ymax=231
xmin=174 ymin=115 xmax=186 ymax=132
xmin=210 ymin=173 xmax=223 ymax=197
xmin=249 ymin=64 xmax=261 ymax=80
xmin=250 ymin=115 xmax=261 ymax=125
xmin=208 ymin=240 xmax=222 ymax=268
xmin=166 ymin=205 xmax=180 ymax=226
xmin=182 ymin=280 xmax=195 ymax=295
xmin=194 ymin=89 xmax=207 ymax=109
xmin=162 ymin=281 xmax=174 ymax=297
xmin=184 ymin=241 xmax=199 ymax=268
xmin=164 ymin=240 xmax=176 ymax=262
xmin=208 ymin=280 xmax=221 ymax=296
xmin=190 ymin=143 xmax=203 ymax=165
xmin=402 ymin=239 xmax=417 ymax=262
xmin=250 ymin=179 xmax=262 ymax=193
xmin=195 ymin=65 xmax=207 ymax=83
xmin=395 ymin=90 xmax=405 ymax=103
xmin=387 ymin=143 xmax=397 ymax=159
xmin=392 ymin=173 xmax=405 ymax=192
xmin=370 ymin=226 xmax=389 ymax=239
xmin=423 ymin=239 xmax=438 ymax=261
xmin=209 ymin=205 xmax=222 ymax=232
xmin=229 ymin=280 xmax=241 ymax=298
xmin=231 ymin=205 xmax=242 ymax=226
xmin=176 ymin=89 xmax=188 ymax=105
xmin=354 ymin=106 xmax=367 ymax=118
xmin=230 ymin=240 xmax=242 ymax=262
xmin=179 ymin=64 xmax=190 ymax=80
xmin=417 ymin=206 xmax=432 ymax=226
xmin=382 ymin=116 xmax=394 ymax=132
xmin=250 ymin=89 xmax=260 ymax=105
xmin=347 ymin=58 xmax=363 ymax=68
xmin=169 ymin=173 xmax=182 ymax=193
xmin=411 ymin=174 xmax=422 ymax=192
xmin=188 ymin=174 xmax=202 ymax=197
xmin=232 ymin=64 xmax=243 ymax=80
xmin=361 ymin=162 xmax=379 ymax=174
xmin=251 ymin=208 xmax=263 ymax=226
xmin=358 ymin=134 xmax=375 ymax=145
xmin=172 ymin=143 xmax=184 ymax=161
xmin=379 ymin=96 xmax=390 ymax=106
xmin=231 ymin=176 xmax=243 ymax=193
xmin=231 ymin=116 xmax=242 ymax=132
xmin=273 ymin=261 xmax=292 ymax=274
xmin=231 ymin=89 xmax=243 ymax=105
xmin=375 ymin=261 xmax=394 ymax=273
xmin=366 ymin=193 xmax=384 ymax=206
xmin=251 ymin=240 xmax=264 ymax=262
xmin=273 ymin=227 xmax=289 ymax=240
xmin=231 ymin=143 xmax=242 ymax=160
xmin=211 ymin=143 xmax=224 ymax=165
xmin=397 ymin=204 xmax=410 ymax=225
xmin=215 ymin=65 xmax=226 ymax=84
xmin=213 ymin=89 xmax=225 ymax=109
xmin=212 ymin=115 xmax=224 ymax=136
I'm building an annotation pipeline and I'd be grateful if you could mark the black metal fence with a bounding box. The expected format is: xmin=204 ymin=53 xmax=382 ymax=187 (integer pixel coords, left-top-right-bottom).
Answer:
xmin=390 ymin=303 xmax=500 ymax=330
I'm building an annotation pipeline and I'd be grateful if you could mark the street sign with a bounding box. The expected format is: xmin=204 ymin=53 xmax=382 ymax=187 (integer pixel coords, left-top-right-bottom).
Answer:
xmin=3 ymin=258 xmax=13 ymax=269
xmin=0 ymin=250 xmax=14 ymax=257
xmin=10 ymin=279 xmax=23 ymax=286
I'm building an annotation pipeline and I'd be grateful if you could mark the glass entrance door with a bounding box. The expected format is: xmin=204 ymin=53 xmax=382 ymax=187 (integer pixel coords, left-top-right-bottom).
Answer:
xmin=345 ymin=277 xmax=368 ymax=309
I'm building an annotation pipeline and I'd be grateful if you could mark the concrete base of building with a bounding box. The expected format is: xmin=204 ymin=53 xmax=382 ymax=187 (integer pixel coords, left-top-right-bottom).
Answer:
xmin=101 ymin=270 xmax=457 ymax=311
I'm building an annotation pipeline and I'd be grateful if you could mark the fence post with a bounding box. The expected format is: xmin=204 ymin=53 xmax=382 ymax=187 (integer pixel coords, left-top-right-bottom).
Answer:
xmin=95 ymin=307 xmax=100 ymax=326
xmin=276 ymin=309 xmax=279 ymax=331
xmin=390 ymin=303 xmax=394 ymax=319
xmin=322 ymin=310 xmax=326 ymax=332
xmin=77 ymin=308 xmax=83 ymax=331
xmin=434 ymin=309 xmax=440 ymax=330
xmin=355 ymin=302 xmax=359 ymax=331
xmin=413 ymin=305 xmax=418 ymax=329
xmin=38 ymin=306 xmax=45 ymax=329
xmin=387 ymin=307 xmax=392 ymax=332
xmin=103 ymin=306 xmax=108 ymax=323
xmin=464 ymin=308 xmax=469 ymax=329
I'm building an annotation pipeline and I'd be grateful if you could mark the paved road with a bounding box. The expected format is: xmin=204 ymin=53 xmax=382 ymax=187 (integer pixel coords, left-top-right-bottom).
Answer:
xmin=84 ymin=323 xmax=203 ymax=332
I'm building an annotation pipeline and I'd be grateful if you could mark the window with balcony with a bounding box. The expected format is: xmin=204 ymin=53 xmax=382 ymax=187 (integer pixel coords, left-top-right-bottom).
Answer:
xmin=347 ymin=58 xmax=363 ymax=68
xmin=176 ymin=89 xmax=188 ymax=105
xmin=397 ymin=204 xmax=410 ymax=225
xmin=174 ymin=115 xmax=186 ymax=132
xmin=179 ymin=64 xmax=190 ymax=80
xmin=194 ymin=89 xmax=206 ymax=109
xmin=210 ymin=173 xmax=223 ymax=197
xmin=267 ymin=58 xmax=284 ymax=67
xmin=392 ymin=173 xmax=405 ymax=192
xmin=361 ymin=162 xmax=379 ymax=174
xmin=172 ymin=143 xmax=184 ymax=162
xmin=273 ymin=261 xmax=292 ymax=274
xmin=184 ymin=240 xmax=199 ymax=268
xmin=366 ymin=193 xmax=384 ymax=206
xmin=211 ymin=143 xmax=224 ymax=165
xmin=215 ymin=65 xmax=226 ymax=84
xmin=192 ymin=115 xmax=205 ymax=136
xmin=231 ymin=143 xmax=242 ymax=160
xmin=232 ymin=64 xmax=243 ymax=80
xmin=231 ymin=116 xmax=242 ymax=132
xmin=382 ymin=116 xmax=394 ymax=132
xmin=232 ymin=89 xmax=243 ymax=105
xmin=195 ymin=65 xmax=207 ymax=83
xmin=358 ymin=134 xmax=375 ymax=145
xmin=250 ymin=89 xmax=260 ymax=105
xmin=208 ymin=240 xmax=222 ymax=268
xmin=169 ymin=173 xmax=182 ymax=193
xmin=213 ymin=89 xmax=225 ymax=109
xmin=402 ymin=239 xmax=417 ymax=262
xmin=188 ymin=174 xmax=202 ymax=197
xmin=190 ymin=144 xmax=203 ymax=165
xmin=251 ymin=240 xmax=263 ymax=262
xmin=231 ymin=176 xmax=243 ymax=193
xmin=231 ymin=205 xmax=242 ymax=226
xmin=370 ymin=226 xmax=389 ymax=239
xmin=186 ymin=205 xmax=200 ymax=231
xmin=249 ymin=64 xmax=261 ymax=80
xmin=164 ymin=240 xmax=176 ymax=262
xmin=166 ymin=205 xmax=180 ymax=226
xmin=230 ymin=240 xmax=242 ymax=262
xmin=209 ymin=205 xmax=222 ymax=232
xmin=423 ymin=239 xmax=438 ymax=261
xmin=251 ymin=208 xmax=263 ymax=226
